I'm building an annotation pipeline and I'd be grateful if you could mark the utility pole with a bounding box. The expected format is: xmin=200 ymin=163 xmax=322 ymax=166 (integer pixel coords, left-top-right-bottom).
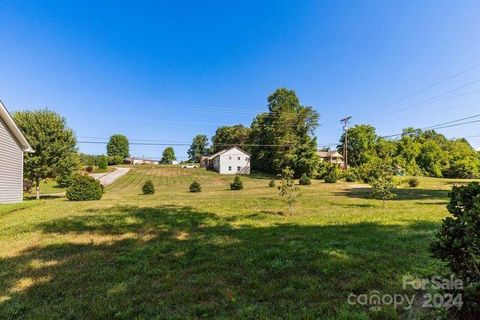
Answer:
xmin=340 ymin=116 xmax=352 ymax=170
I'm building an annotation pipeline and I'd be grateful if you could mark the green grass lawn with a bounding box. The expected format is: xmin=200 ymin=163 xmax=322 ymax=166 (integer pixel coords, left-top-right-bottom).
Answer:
xmin=0 ymin=166 xmax=468 ymax=319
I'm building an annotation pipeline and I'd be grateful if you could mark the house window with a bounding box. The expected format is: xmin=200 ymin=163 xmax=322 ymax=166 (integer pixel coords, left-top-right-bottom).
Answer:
xmin=237 ymin=166 xmax=241 ymax=172
xmin=229 ymin=156 xmax=232 ymax=160
xmin=237 ymin=156 xmax=240 ymax=160
xmin=228 ymin=166 xmax=232 ymax=171
xmin=246 ymin=157 xmax=249 ymax=162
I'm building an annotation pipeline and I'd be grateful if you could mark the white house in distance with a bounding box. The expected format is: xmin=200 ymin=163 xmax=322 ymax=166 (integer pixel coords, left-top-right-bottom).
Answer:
xmin=200 ymin=147 xmax=251 ymax=174
xmin=123 ymin=157 xmax=159 ymax=165
xmin=0 ymin=101 xmax=33 ymax=203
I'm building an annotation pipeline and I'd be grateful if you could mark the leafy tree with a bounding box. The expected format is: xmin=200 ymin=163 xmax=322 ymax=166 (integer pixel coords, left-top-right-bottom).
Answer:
xmin=417 ymin=140 xmax=446 ymax=177
xmin=249 ymin=88 xmax=320 ymax=176
xmin=187 ymin=134 xmax=209 ymax=162
xmin=338 ymin=124 xmax=378 ymax=167
xmin=431 ymin=182 xmax=480 ymax=317
xmin=278 ymin=167 xmax=301 ymax=215
xmin=211 ymin=125 xmax=251 ymax=154
xmin=13 ymin=109 xmax=79 ymax=199
xmin=160 ymin=147 xmax=177 ymax=164
xmin=106 ymin=134 xmax=129 ymax=159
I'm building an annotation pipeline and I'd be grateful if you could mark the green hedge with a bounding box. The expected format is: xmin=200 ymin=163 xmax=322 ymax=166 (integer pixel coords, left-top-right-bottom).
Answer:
xmin=66 ymin=176 xmax=104 ymax=201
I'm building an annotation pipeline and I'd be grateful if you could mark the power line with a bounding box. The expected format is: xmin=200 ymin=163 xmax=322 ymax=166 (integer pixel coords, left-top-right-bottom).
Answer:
xmin=422 ymin=114 xmax=480 ymax=130
xmin=78 ymin=141 xmax=293 ymax=147
xmin=363 ymin=63 xmax=480 ymax=118
xmin=368 ymin=78 xmax=480 ymax=122
xmin=381 ymin=115 xmax=480 ymax=138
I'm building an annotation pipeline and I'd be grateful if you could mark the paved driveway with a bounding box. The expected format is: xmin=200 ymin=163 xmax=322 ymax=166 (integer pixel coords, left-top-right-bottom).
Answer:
xmin=89 ymin=167 xmax=130 ymax=186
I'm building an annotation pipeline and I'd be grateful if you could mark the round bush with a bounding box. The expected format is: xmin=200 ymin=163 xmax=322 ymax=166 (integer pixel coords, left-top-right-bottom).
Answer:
xmin=407 ymin=177 xmax=420 ymax=188
xmin=142 ymin=180 xmax=155 ymax=195
xmin=269 ymin=180 xmax=276 ymax=188
xmin=345 ymin=171 xmax=356 ymax=182
xmin=324 ymin=168 xmax=338 ymax=183
xmin=299 ymin=173 xmax=311 ymax=185
xmin=230 ymin=176 xmax=243 ymax=190
xmin=85 ymin=166 xmax=94 ymax=173
xmin=66 ymin=175 xmax=103 ymax=201
xmin=190 ymin=181 xmax=202 ymax=192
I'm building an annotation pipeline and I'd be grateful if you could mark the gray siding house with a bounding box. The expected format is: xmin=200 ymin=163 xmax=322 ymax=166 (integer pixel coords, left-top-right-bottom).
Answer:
xmin=0 ymin=101 xmax=33 ymax=203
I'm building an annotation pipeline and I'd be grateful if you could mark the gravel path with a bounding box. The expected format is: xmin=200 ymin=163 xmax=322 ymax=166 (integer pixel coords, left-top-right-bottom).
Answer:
xmin=89 ymin=167 xmax=131 ymax=186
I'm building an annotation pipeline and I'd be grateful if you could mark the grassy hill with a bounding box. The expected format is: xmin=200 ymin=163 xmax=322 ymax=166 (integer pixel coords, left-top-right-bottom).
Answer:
xmin=1 ymin=165 xmax=468 ymax=319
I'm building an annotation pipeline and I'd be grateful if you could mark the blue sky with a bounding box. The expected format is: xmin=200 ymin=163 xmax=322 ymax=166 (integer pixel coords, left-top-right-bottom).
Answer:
xmin=1 ymin=0 xmax=480 ymax=159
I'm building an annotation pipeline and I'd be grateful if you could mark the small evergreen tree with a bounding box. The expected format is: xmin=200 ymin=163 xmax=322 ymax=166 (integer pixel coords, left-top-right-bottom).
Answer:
xmin=66 ymin=176 xmax=103 ymax=201
xmin=324 ymin=166 xmax=338 ymax=183
xmin=142 ymin=180 xmax=155 ymax=195
xmin=371 ymin=176 xmax=396 ymax=207
xmin=189 ymin=181 xmax=202 ymax=192
xmin=230 ymin=176 xmax=243 ymax=190
xmin=279 ymin=167 xmax=301 ymax=215
xmin=299 ymin=173 xmax=311 ymax=185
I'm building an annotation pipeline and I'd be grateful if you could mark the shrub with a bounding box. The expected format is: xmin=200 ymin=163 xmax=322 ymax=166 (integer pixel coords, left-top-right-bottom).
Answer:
xmin=431 ymin=182 xmax=480 ymax=317
xmin=230 ymin=176 xmax=243 ymax=190
xmin=371 ymin=176 xmax=396 ymax=207
xmin=98 ymin=155 xmax=108 ymax=170
xmin=407 ymin=177 xmax=420 ymax=187
xmin=324 ymin=167 xmax=338 ymax=183
xmin=345 ymin=170 xmax=357 ymax=182
xmin=85 ymin=166 xmax=94 ymax=173
xmin=299 ymin=173 xmax=311 ymax=185
xmin=279 ymin=167 xmax=301 ymax=215
xmin=269 ymin=180 xmax=276 ymax=188
xmin=189 ymin=181 xmax=202 ymax=193
xmin=142 ymin=180 xmax=155 ymax=195
xmin=66 ymin=176 xmax=103 ymax=201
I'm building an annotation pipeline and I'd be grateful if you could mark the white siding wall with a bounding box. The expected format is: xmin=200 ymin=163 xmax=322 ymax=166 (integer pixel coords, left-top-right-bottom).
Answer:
xmin=218 ymin=148 xmax=250 ymax=175
xmin=0 ymin=117 xmax=24 ymax=203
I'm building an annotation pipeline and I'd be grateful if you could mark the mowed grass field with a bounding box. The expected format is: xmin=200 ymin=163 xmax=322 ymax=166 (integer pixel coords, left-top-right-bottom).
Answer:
xmin=0 ymin=165 xmax=471 ymax=319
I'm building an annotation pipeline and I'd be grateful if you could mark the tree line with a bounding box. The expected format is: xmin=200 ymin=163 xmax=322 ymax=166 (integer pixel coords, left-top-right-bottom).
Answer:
xmin=188 ymin=88 xmax=479 ymax=179
xmin=339 ymin=125 xmax=480 ymax=178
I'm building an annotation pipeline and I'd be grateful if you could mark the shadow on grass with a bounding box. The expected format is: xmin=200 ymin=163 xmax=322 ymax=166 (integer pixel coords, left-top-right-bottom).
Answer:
xmin=337 ymin=186 xmax=449 ymax=201
xmin=24 ymin=194 xmax=65 ymax=201
xmin=0 ymin=205 xmax=443 ymax=319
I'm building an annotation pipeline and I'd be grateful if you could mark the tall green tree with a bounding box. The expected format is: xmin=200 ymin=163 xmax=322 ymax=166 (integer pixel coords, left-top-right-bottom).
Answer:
xmin=211 ymin=124 xmax=251 ymax=153
xmin=338 ymin=124 xmax=378 ymax=167
xmin=187 ymin=134 xmax=209 ymax=162
xmin=13 ymin=109 xmax=79 ymax=199
xmin=160 ymin=147 xmax=177 ymax=164
xmin=249 ymin=88 xmax=320 ymax=176
xmin=106 ymin=134 xmax=129 ymax=160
